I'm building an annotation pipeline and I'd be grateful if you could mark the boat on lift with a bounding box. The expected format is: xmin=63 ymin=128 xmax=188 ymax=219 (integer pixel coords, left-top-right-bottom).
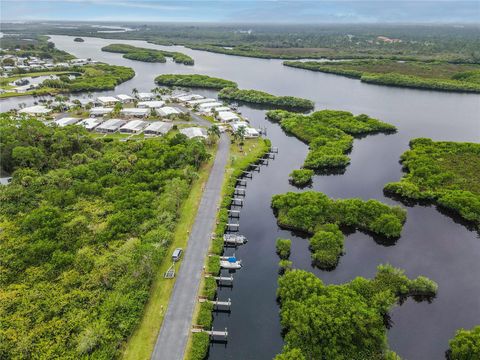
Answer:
xmin=220 ymin=256 xmax=242 ymax=269
xmin=223 ymin=234 xmax=247 ymax=245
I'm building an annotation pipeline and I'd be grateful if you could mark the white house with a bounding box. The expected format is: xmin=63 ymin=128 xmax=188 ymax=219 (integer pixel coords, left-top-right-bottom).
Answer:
xmin=119 ymin=120 xmax=147 ymax=134
xmin=143 ymin=121 xmax=173 ymax=136
xmin=90 ymin=107 xmax=113 ymax=117
xmin=176 ymin=94 xmax=203 ymax=102
xmin=198 ymin=102 xmax=223 ymax=113
xmin=137 ymin=100 xmax=165 ymax=109
xmin=217 ymin=111 xmax=240 ymax=123
xmin=54 ymin=117 xmax=81 ymax=127
xmin=116 ymin=94 xmax=134 ymax=103
xmin=96 ymin=96 xmax=119 ymax=106
xmin=180 ymin=127 xmax=208 ymax=139
xmin=231 ymin=122 xmax=260 ymax=138
xmin=137 ymin=92 xmax=154 ymax=101
xmin=158 ymin=107 xmax=181 ymax=117
xmin=120 ymin=108 xmax=149 ymax=118
xmin=18 ymin=105 xmax=52 ymax=115
xmin=96 ymin=119 xmax=127 ymax=133
xmin=186 ymin=98 xmax=216 ymax=106
xmin=79 ymin=118 xmax=103 ymax=131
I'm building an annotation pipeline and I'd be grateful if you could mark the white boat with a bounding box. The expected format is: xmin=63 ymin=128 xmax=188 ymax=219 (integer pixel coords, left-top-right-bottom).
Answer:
xmin=220 ymin=256 xmax=242 ymax=269
xmin=223 ymin=234 xmax=247 ymax=245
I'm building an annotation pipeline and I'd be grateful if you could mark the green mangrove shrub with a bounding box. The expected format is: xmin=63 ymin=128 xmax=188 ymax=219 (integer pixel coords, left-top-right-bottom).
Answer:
xmin=289 ymin=169 xmax=314 ymax=186
xmin=276 ymin=238 xmax=291 ymax=259
xmin=155 ymin=74 xmax=237 ymax=89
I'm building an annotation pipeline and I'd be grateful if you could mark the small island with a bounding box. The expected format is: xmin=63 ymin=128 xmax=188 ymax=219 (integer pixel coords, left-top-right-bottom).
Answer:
xmin=276 ymin=265 xmax=437 ymax=359
xmin=218 ymin=87 xmax=314 ymax=111
xmin=384 ymin=138 xmax=480 ymax=229
xmin=73 ymin=37 xmax=84 ymax=42
xmin=102 ymin=43 xmax=194 ymax=65
xmin=289 ymin=169 xmax=314 ymax=186
xmin=267 ymin=109 xmax=396 ymax=171
xmin=155 ymin=74 xmax=237 ymax=89
xmin=271 ymin=191 xmax=406 ymax=268
xmin=284 ymin=60 xmax=480 ymax=93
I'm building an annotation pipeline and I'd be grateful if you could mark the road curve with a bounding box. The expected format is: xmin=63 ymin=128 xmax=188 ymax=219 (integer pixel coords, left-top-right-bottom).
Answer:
xmin=151 ymin=133 xmax=230 ymax=360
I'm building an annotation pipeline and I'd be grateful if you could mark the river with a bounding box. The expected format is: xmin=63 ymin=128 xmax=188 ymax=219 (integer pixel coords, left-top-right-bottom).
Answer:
xmin=3 ymin=35 xmax=480 ymax=360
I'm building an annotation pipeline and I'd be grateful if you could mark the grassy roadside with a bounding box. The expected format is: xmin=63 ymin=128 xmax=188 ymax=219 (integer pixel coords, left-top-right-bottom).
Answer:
xmin=120 ymin=143 xmax=218 ymax=360
xmin=184 ymin=137 xmax=271 ymax=360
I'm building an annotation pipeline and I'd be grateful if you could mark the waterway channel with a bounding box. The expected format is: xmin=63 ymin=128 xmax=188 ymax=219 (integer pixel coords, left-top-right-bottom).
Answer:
xmin=2 ymin=35 xmax=479 ymax=360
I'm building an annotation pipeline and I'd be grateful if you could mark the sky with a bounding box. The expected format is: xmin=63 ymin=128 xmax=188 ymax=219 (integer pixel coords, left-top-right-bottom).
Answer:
xmin=1 ymin=0 xmax=479 ymax=24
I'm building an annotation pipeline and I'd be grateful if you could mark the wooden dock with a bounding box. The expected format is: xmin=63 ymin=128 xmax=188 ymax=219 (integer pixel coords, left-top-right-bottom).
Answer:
xmin=250 ymin=164 xmax=260 ymax=171
xmin=234 ymin=188 xmax=246 ymax=196
xmin=231 ymin=198 xmax=244 ymax=206
xmin=228 ymin=209 xmax=240 ymax=218
xmin=271 ymin=146 xmax=279 ymax=153
xmin=242 ymin=171 xmax=253 ymax=178
xmin=226 ymin=223 xmax=239 ymax=231
xmin=237 ymin=179 xmax=247 ymax=186
xmin=191 ymin=327 xmax=228 ymax=340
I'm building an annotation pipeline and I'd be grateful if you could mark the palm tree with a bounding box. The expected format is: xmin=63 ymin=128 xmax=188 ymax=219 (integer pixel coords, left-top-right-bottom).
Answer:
xmin=235 ymin=126 xmax=246 ymax=151
xmin=132 ymin=88 xmax=139 ymax=98
xmin=207 ymin=124 xmax=221 ymax=145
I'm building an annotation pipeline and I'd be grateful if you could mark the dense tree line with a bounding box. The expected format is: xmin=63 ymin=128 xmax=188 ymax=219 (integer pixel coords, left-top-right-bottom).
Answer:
xmin=0 ymin=117 xmax=209 ymax=358
xmin=271 ymin=191 xmax=406 ymax=268
xmin=218 ymin=87 xmax=314 ymax=111
xmin=284 ymin=60 xmax=480 ymax=93
xmin=384 ymin=138 xmax=480 ymax=229
xmin=40 ymin=64 xmax=135 ymax=93
xmin=267 ymin=109 xmax=396 ymax=171
xmin=276 ymin=265 xmax=437 ymax=359
xmin=155 ymin=74 xmax=237 ymax=89
xmin=101 ymin=43 xmax=194 ymax=65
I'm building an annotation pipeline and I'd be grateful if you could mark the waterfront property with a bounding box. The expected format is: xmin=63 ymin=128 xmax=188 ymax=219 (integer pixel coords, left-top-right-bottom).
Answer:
xmin=116 ymin=94 xmax=135 ymax=103
xmin=217 ymin=110 xmax=240 ymax=123
xmin=18 ymin=105 xmax=52 ymax=115
xmin=96 ymin=96 xmax=119 ymax=106
xmin=137 ymin=92 xmax=154 ymax=101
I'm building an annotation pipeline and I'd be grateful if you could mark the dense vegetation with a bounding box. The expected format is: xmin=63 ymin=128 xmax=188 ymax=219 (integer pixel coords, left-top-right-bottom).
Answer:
xmin=276 ymin=238 xmax=291 ymax=259
xmin=101 ymin=43 xmax=194 ymax=65
xmin=218 ymin=87 xmax=314 ymax=111
xmin=448 ymin=326 xmax=480 ymax=359
xmin=155 ymin=74 xmax=237 ymax=89
xmin=267 ymin=109 xmax=396 ymax=171
xmin=271 ymin=191 xmax=406 ymax=268
xmin=40 ymin=64 xmax=135 ymax=93
xmin=276 ymin=265 xmax=438 ymax=359
xmin=289 ymin=169 xmax=314 ymax=186
xmin=0 ymin=34 xmax=74 ymax=62
xmin=384 ymin=138 xmax=480 ymax=229
xmin=0 ymin=117 xmax=210 ymax=358
xmin=284 ymin=60 xmax=480 ymax=93
xmin=12 ymin=23 xmax=479 ymax=63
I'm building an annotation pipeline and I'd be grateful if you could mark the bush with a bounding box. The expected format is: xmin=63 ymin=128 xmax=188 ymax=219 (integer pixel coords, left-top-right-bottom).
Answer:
xmin=276 ymin=238 xmax=291 ymax=259
xmin=189 ymin=332 xmax=210 ymax=360
xmin=278 ymin=260 xmax=293 ymax=275
xmin=197 ymin=302 xmax=214 ymax=329
xmin=289 ymin=169 xmax=314 ymax=186
xmin=448 ymin=326 xmax=480 ymax=360
xmin=202 ymin=277 xmax=217 ymax=301
xmin=207 ymin=255 xmax=220 ymax=275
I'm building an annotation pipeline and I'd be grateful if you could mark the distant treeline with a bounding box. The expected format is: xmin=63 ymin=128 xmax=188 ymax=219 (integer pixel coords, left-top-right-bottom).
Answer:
xmin=284 ymin=60 xmax=480 ymax=93
xmin=155 ymin=74 xmax=237 ymax=89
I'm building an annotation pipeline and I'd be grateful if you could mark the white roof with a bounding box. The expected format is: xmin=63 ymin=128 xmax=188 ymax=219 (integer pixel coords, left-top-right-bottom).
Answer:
xmin=137 ymin=100 xmax=165 ymax=108
xmin=90 ymin=107 xmax=113 ymax=115
xmin=187 ymin=98 xmax=216 ymax=105
xmin=158 ymin=107 xmax=181 ymax=116
xmin=212 ymin=106 xmax=231 ymax=112
xmin=120 ymin=120 xmax=146 ymax=132
xmin=55 ymin=117 xmax=81 ymax=127
xmin=198 ymin=101 xmax=223 ymax=110
xmin=19 ymin=105 xmax=52 ymax=115
xmin=97 ymin=96 xmax=118 ymax=104
xmin=144 ymin=121 xmax=173 ymax=134
xmin=121 ymin=108 xmax=149 ymax=116
xmin=137 ymin=92 xmax=154 ymax=100
xmin=217 ymin=111 xmax=240 ymax=122
xmin=96 ymin=119 xmax=127 ymax=131
xmin=116 ymin=94 xmax=134 ymax=101
xmin=177 ymin=94 xmax=203 ymax=102
xmin=79 ymin=118 xmax=103 ymax=130
xmin=180 ymin=127 xmax=208 ymax=139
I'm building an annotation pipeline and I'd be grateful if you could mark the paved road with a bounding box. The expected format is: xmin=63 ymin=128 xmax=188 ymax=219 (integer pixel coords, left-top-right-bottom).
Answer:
xmin=151 ymin=133 xmax=230 ymax=360
xmin=173 ymin=105 xmax=212 ymax=127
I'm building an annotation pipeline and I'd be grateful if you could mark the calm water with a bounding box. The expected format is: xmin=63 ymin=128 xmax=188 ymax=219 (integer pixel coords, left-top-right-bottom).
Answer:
xmin=4 ymin=35 xmax=480 ymax=360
